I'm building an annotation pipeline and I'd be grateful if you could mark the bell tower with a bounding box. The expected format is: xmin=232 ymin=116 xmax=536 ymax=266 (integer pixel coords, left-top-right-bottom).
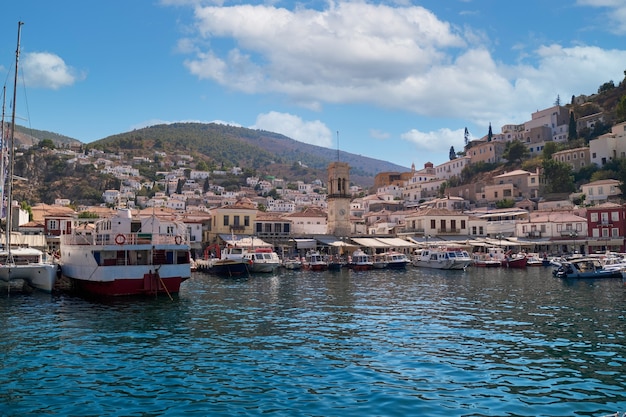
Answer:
xmin=327 ymin=161 xmax=351 ymax=236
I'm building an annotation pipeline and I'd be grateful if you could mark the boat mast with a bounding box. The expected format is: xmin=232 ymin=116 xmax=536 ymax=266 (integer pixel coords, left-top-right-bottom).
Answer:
xmin=6 ymin=21 xmax=23 ymax=254
xmin=0 ymin=86 xmax=6 ymax=223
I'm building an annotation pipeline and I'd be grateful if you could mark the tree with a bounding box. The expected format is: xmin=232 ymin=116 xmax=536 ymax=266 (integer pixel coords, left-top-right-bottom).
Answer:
xmin=554 ymin=95 xmax=561 ymax=106
xmin=449 ymin=146 xmax=456 ymax=160
xmin=568 ymin=111 xmax=577 ymax=140
xmin=616 ymin=95 xmax=626 ymax=123
xmin=487 ymin=123 xmax=493 ymax=142
xmin=542 ymin=159 xmax=575 ymax=193
xmin=502 ymin=140 xmax=529 ymax=165
xmin=464 ymin=127 xmax=469 ymax=146
xmin=542 ymin=142 xmax=559 ymax=160
xmin=38 ymin=139 xmax=55 ymax=149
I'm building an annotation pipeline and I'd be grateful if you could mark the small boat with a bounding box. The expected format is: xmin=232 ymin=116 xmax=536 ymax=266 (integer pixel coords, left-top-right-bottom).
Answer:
xmin=327 ymin=255 xmax=345 ymax=271
xmin=59 ymin=208 xmax=192 ymax=297
xmin=282 ymin=258 xmax=302 ymax=270
xmin=199 ymin=244 xmax=250 ymax=277
xmin=348 ymin=249 xmax=373 ymax=271
xmin=552 ymin=257 xmax=624 ymax=279
xmin=503 ymin=252 xmax=528 ymax=269
xmin=244 ymin=247 xmax=281 ymax=273
xmin=383 ymin=251 xmax=410 ymax=269
xmin=412 ymin=247 xmax=472 ymax=270
xmin=372 ymin=254 xmax=388 ymax=269
xmin=471 ymin=252 xmax=501 ymax=268
xmin=303 ymin=251 xmax=328 ymax=271
xmin=525 ymin=254 xmax=544 ymax=267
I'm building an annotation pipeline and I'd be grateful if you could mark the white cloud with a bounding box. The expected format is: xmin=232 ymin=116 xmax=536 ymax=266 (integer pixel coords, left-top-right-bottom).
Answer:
xmin=252 ymin=111 xmax=333 ymax=147
xmin=369 ymin=129 xmax=391 ymax=140
xmin=21 ymin=52 xmax=83 ymax=89
xmin=401 ymin=127 xmax=466 ymax=153
xmin=576 ymin=0 xmax=626 ymax=34
xmin=179 ymin=1 xmax=626 ymax=132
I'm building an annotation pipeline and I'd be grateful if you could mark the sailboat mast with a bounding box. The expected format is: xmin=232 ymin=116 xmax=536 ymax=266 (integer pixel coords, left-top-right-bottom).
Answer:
xmin=6 ymin=21 xmax=23 ymax=247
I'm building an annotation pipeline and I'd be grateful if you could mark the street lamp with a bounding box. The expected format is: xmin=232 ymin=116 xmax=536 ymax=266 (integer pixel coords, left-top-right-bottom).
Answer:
xmin=495 ymin=233 xmax=504 ymax=248
xmin=569 ymin=231 xmax=578 ymax=254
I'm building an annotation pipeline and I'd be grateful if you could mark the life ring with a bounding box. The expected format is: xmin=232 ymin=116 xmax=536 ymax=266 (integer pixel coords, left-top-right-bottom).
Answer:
xmin=115 ymin=234 xmax=126 ymax=245
xmin=175 ymin=235 xmax=183 ymax=245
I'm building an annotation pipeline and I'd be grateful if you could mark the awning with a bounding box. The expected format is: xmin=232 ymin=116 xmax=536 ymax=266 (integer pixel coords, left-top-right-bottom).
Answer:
xmin=587 ymin=238 xmax=623 ymax=246
xmin=291 ymin=238 xmax=317 ymax=249
xmin=219 ymin=234 xmax=272 ymax=248
xmin=375 ymin=237 xmax=417 ymax=248
xmin=316 ymin=236 xmax=355 ymax=247
xmin=351 ymin=237 xmax=390 ymax=248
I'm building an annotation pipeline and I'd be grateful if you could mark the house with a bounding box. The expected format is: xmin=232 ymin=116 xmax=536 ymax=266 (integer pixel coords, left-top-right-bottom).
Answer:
xmin=585 ymin=202 xmax=625 ymax=253
xmin=207 ymin=198 xmax=258 ymax=244
xmin=285 ymin=207 xmax=327 ymax=235
xmin=580 ymin=179 xmax=621 ymax=205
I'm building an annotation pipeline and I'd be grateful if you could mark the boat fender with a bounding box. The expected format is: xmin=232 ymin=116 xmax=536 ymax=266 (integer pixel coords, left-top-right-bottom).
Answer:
xmin=115 ymin=234 xmax=126 ymax=245
xmin=175 ymin=235 xmax=182 ymax=245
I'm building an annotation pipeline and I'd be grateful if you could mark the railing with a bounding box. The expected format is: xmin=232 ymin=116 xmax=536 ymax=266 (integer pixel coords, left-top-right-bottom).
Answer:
xmin=436 ymin=228 xmax=461 ymax=234
xmin=230 ymin=225 xmax=246 ymax=232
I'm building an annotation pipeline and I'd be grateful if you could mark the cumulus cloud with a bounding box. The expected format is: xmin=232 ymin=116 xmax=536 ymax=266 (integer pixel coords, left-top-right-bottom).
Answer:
xmin=21 ymin=52 xmax=83 ymax=89
xmin=576 ymin=0 xmax=626 ymax=34
xmin=178 ymin=1 xmax=626 ymax=132
xmin=401 ymin=127 xmax=466 ymax=153
xmin=252 ymin=112 xmax=333 ymax=147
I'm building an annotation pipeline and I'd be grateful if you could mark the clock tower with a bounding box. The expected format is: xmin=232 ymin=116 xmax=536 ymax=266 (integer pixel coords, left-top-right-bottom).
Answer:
xmin=327 ymin=161 xmax=351 ymax=236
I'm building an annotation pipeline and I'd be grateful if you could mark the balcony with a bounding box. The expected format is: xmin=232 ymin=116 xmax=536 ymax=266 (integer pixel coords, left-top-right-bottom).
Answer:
xmin=230 ymin=225 xmax=246 ymax=232
xmin=437 ymin=228 xmax=461 ymax=235
xmin=526 ymin=231 xmax=542 ymax=238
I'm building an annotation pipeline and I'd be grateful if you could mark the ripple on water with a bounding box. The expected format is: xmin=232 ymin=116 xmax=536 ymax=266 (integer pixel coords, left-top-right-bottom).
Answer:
xmin=0 ymin=268 xmax=625 ymax=416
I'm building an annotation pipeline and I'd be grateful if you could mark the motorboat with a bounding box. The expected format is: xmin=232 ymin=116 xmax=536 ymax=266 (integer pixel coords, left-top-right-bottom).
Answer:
xmin=552 ymin=257 xmax=624 ymax=279
xmin=412 ymin=247 xmax=472 ymax=270
xmin=348 ymin=249 xmax=373 ymax=271
xmin=244 ymin=247 xmax=281 ymax=273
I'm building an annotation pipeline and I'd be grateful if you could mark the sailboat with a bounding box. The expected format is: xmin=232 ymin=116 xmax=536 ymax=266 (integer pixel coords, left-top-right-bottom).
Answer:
xmin=0 ymin=22 xmax=58 ymax=293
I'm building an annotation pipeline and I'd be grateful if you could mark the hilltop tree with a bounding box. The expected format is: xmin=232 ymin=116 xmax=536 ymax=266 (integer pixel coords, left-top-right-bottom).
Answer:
xmin=617 ymin=95 xmax=626 ymax=123
xmin=568 ymin=111 xmax=577 ymax=140
xmin=449 ymin=146 xmax=457 ymax=160
xmin=487 ymin=123 xmax=493 ymax=142
xmin=554 ymin=95 xmax=561 ymax=106
xmin=464 ymin=127 xmax=469 ymax=146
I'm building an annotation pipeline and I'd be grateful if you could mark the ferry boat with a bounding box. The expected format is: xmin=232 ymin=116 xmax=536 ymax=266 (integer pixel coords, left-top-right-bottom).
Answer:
xmin=243 ymin=247 xmax=281 ymax=273
xmin=412 ymin=247 xmax=472 ymax=270
xmin=58 ymin=209 xmax=191 ymax=297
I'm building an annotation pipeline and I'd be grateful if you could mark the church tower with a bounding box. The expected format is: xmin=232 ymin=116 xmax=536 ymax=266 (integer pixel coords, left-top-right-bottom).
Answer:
xmin=327 ymin=161 xmax=351 ymax=236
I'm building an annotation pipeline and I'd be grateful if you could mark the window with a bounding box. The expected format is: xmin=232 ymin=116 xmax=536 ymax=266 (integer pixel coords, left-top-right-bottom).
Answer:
xmin=602 ymin=228 xmax=609 ymax=237
xmin=244 ymin=216 xmax=250 ymax=227
xmin=48 ymin=220 xmax=58 ymax=230
xmin=590 ymin=213 xmax=598 ymax=222
xmin=611 ymin=228 xmax=619 ymax=237
xmin=460 ymin=220 xmax=466 ymax=229
xmin=223 ymin=215 xmax=229 ymax=226
xmin=611 ymin=211 xmax=619 ymax=221
xmin=233 ymin=215 xmax=240 ymax=226
xmin=256 ymin=223 xmax=262 ymax=233
xmin=601 ymin=212 xmax=609 ymax=223
xmin=430 ymin=219 xmax=436 ymax=229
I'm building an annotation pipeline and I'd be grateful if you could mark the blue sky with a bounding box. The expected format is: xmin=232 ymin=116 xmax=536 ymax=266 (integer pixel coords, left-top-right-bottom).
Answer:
xmin=2 ymin=0 xmax=626 ymax=170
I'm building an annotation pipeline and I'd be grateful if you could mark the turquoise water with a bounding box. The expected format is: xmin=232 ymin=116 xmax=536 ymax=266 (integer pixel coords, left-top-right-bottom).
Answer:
xmin=1 ymin=267 xmax=625 ymax=416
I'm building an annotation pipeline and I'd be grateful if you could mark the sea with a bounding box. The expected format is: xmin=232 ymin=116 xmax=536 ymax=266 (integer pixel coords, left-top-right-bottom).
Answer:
xmin=1 ymin=266 xmax=625 ymax=417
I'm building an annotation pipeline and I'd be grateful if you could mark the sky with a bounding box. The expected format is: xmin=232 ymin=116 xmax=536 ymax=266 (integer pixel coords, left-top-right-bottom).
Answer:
xmin=1 ymin=1 xmax=626 ymax=170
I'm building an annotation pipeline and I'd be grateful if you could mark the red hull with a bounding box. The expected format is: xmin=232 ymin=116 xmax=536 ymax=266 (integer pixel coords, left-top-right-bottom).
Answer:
xmin=70 ymin=274 xmax=187 ymax=297
xmin=304 ymin=264 xmax=328 ymax=271
xmin=472 ymin=261 xmax=501 ymax=268
xmin=504 ymin=258 xmax=528 ymax=268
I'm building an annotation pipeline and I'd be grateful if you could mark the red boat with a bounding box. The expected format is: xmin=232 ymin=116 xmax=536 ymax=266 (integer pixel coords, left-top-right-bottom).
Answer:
xmin=503 ymin=252 xmax=528 ymax=268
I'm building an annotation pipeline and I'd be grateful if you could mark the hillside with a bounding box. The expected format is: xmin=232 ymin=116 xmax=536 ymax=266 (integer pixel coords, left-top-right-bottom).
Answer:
xmin=86 ymin=123 xmax=408 ymax=186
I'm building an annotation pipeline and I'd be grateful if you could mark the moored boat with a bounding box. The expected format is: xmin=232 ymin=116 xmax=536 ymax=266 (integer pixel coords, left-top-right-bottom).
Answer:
xmin=412 ymin=247 xmax=472 ymax=270
xmin=383 ymin=251 xmax=410 ymax=269
xmin=503 ymin=252 xmax=528 ymax=269
xmin=244 ymin=247 xmax=281 ymax=273
xmin=282 ymin=258 xmax=302 ymax=270
xmin=198 ymin=244 xmax=251 ymax=277
xmin=552 ymin=257 xmax=624 ymax=279
xmin=348 ymin=249 xmax=373 ymax=271
xmin=0 ymin=247 xmax=58 ymax=293
xmin=59 ymin=209 xmax=191 ymax=297
xmin=303 ymin=251 xmax=328 ymax=271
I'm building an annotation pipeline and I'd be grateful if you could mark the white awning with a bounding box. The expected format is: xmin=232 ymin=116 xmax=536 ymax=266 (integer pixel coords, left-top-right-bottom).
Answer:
xmin=351 ymin=237 xmax=390 ymax=248
xmin=291 ymin=238 xmax=317 ymax=249
xmin=375 ymin=237 xmax=417 ymax=248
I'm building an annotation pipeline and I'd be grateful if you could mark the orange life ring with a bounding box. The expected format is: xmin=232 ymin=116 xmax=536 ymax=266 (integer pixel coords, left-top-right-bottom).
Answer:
xmin=175 ymin=235 xmax=182 ymax=245
xmin=115 ymin=234 xmax=126 ymax=245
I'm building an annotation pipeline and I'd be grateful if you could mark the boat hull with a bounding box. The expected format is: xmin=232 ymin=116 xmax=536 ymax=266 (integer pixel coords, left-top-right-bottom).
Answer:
xmin=206 ymin=260 xmax=250 ymax=277
xmin=0 ymin=264 xmax=58 ymax=292
xmin=67 ymin=273 xmax=187 ymax=297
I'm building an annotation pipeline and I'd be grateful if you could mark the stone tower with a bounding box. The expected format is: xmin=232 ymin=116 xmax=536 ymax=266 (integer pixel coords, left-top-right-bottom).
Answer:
xmin=327 ymin=161 xmax=351 ymax=237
